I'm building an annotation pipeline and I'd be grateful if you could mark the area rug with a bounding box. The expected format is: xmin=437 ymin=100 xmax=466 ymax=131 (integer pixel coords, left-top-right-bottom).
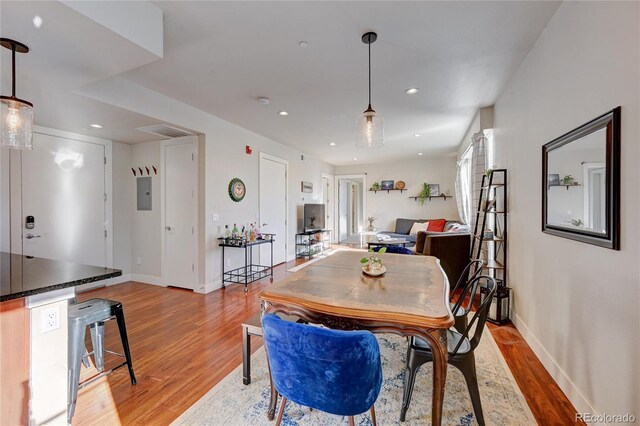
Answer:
xmin=172 ymin=329 xmax=536 ymax=425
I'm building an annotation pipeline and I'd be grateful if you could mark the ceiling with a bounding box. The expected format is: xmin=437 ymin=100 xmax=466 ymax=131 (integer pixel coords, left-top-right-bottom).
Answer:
xmin=1 ymin=1 xmax=561 ymax=162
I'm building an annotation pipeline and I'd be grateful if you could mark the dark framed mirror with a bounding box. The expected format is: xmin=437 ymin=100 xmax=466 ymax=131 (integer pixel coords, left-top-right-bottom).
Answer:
xmin=542 ymin=107 xmax=620 ymax=250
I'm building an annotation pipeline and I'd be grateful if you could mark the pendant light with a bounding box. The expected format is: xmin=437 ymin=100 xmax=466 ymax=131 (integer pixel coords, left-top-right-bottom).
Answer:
xmin=1 ymin=38 xmax=33 ymax=150
xmin=356 ymin=32 xmax=383 ymax=148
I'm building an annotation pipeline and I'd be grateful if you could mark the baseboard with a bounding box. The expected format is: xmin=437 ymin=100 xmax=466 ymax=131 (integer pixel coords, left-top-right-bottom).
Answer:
xmin=512 ymin=313 xmax=600 ymax=424
xmin=129 ymin=274 xmax=165 ymax=286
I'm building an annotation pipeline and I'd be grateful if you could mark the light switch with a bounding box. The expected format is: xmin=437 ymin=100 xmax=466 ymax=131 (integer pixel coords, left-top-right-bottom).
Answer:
xmin=212 ymin=213 xmax=220 ymax=222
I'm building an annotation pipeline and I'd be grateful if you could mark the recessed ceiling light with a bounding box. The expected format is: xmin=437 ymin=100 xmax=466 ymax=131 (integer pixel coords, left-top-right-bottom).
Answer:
xmin=413 ymin=133 xmax=421 ymax=137
xmin=405 ymin=87 xmax=420 ymax=95
xmin=257 ymin=97 xmax=270 ymax=105
xmin=298 ymin=41 xmax=309 ymax=48
xmin=32 ymin=15 xmax=43 ymax=29
xmin=329 ymin=142 xmax=336 ymax=146
xmin=278 ymin=111 xmax=289 ymax=116
xmin=418 ymin=152 xmax=423 ymax=156
xmin=353 ymin=157 xmax=358 ymax=161
xmin=90 ymin=124 xmax=103 ymax=129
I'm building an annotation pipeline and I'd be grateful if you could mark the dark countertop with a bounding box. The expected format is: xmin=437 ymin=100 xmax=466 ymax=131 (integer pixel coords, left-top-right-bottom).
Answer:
xmin=0 ymin=252 xmax=122 ymax=302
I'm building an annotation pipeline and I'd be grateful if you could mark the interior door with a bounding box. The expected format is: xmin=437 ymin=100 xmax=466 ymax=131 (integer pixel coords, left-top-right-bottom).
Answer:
xmin=163 ymin=140 xmax=196 ymax=289
xmin=20 ymin=133 xmax=106 ymax=267
xmin=338 ymin=180 xmax=348 ymax=242
xmin=259 ymin=155 xmax=287 ymax=265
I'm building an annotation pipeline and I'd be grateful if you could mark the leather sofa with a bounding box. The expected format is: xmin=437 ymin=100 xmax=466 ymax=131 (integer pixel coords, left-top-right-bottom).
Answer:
xmin=415 ymin=231 xmax=471 ymax=288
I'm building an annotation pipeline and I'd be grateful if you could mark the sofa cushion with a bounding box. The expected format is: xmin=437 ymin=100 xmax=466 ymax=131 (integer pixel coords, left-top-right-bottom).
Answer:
xmin=409 ymin=222 xmax=429 ymax=236
xmin=427 ymin=219 xmax=447 ymax=232
xmin=395 ymin=218 xmax=428 ymax=235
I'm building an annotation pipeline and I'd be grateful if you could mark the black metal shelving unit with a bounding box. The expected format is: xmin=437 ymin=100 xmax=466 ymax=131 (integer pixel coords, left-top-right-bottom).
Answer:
xmin=295 ymin=230 xmax=331 ymax=258
xmin=471 ymin=169 xmax=510 ymax=324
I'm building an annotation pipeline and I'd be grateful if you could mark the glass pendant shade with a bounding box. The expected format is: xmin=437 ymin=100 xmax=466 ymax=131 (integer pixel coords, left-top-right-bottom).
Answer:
xmin=357 ymin=106 xmax=384 ymax=148
xmin=1 ymin=97 xmax=34 ymax=149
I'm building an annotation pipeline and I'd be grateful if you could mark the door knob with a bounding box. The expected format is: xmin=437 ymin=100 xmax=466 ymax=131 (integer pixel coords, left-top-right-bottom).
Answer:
xmin=166 ymin=226 xmax=172 ymax=231
xmin=25 ymin=233 xmax=41 ymax=239
xmin=262 ymin=223 xmax=268 ymax=227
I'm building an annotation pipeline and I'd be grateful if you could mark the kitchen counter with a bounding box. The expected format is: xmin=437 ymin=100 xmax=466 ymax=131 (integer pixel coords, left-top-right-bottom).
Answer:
xmin=0 ymin=252 xmax=121 ymax=302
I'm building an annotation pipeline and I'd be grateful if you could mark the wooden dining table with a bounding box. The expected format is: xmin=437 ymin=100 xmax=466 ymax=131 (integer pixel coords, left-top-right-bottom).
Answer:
xmin=260 ymin=250 xmax=454 ymax=425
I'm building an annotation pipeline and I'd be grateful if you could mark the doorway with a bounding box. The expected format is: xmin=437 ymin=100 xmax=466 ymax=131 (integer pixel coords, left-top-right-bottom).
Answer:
xmin=161 ymin=136 xmax=198 ymax=290
xmin=322 ymin=173 xmax=334 ymax=241
xmin=259 ymin=153 xmax=288 ymax=265
xmin=336 ymin=174 xmax=366 ymax=244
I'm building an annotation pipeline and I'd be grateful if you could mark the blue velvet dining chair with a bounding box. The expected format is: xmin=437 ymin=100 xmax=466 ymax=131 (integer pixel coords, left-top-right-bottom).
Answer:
xmin=261 ymin=313 xmax=383 ymax=426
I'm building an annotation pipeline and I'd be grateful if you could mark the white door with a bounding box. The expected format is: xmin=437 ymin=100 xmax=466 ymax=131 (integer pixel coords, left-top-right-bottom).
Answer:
xmin=259 ymin=155 xmax=287 ymax=265
xmin=20 ymin=133 xmax=106 ymax=267
xmin=338 ymin=180 xmax=348 ymax=242
xmin=163 ymin=139 xmax=196 ymax=289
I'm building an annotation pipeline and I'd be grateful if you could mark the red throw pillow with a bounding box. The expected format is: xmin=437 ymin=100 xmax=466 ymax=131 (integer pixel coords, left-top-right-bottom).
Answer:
xmin=427 ymin=219 xmax=447 ymax=232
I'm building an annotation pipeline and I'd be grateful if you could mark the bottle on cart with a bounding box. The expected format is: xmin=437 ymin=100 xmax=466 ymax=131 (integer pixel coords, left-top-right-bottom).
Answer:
xmin=249 ymin=223 xmax=256 ymax=241
xmin=224 ymin=225 xmax=231 ymax=243
xmin=255 ymin=223 xmax=262 ymax=239
xmin=232 ymin=223 xmax=239 ymax=239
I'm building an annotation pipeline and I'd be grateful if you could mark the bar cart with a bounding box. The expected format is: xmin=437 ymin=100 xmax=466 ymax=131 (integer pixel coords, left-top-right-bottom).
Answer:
xmin=218 ymin=234 xmax=274 ymax=292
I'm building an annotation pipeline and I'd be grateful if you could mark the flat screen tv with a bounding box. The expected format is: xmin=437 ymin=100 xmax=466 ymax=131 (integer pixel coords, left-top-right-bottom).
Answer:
xmin=304 ymin=203 xmax=325 ymax=232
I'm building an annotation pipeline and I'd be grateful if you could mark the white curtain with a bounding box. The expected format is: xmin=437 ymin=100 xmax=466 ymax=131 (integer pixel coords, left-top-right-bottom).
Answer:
xmin=455 ymin=156 xmax=472 ymax=224
xmin=470 ymin=132 xmax=487 ymax=230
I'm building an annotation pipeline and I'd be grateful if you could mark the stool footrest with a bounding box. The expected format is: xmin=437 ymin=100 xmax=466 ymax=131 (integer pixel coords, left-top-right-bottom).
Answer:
xmin=78 ymin=361 xmax=128 ymax=390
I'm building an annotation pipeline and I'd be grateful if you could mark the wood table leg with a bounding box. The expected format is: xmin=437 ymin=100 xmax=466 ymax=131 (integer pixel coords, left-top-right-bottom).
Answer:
xmin=429 ymin=328 xmax=448 ymax=426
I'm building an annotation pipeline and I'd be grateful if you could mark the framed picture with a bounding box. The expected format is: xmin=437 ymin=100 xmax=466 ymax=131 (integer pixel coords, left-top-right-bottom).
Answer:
xmin=548 ymin=173 xmax=560 ymax=186
xmin=301 ymin=181 xmax=313 ymax=193
xmin=381 ymin=180 xmax=394 ymax=190
xmin=428 ymin=183 xmax=440 ymax=196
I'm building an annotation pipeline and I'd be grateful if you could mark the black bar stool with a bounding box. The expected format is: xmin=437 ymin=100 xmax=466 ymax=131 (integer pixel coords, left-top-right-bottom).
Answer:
xmin=67 ymin=298 xmax=136 ymax=423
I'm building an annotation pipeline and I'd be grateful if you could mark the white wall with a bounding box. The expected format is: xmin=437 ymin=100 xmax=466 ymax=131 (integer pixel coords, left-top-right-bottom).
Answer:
xmin=491 ymin=1 xmax=639 ymax=419
xmin=112 ymin=142 xmax=132 ymax=275
xmin=335 ymin=157 xmax=459 ymax=232
xmin=79 ymin=78 xmax=335 ymax=291
xmin=129 ymin=141 xmax=162 ymax=281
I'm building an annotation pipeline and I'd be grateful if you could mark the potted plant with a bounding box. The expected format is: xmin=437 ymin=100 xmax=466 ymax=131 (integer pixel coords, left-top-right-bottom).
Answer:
xmin=562 ymin=175 xmax=574 ymax=185
xmin=370 ymin=182 xmax=381 ymax=191
xmin=417 ymin=183 xmax=431 ymax=205
xmin=366 ymin=217 xmax=377 ymax=231
xmin=360 ymin=247 xmax=387 ymax=272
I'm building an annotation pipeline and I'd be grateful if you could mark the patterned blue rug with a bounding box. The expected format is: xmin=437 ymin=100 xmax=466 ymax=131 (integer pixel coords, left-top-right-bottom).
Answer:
xmin=173 ymin=331 xmax=535 ymax=425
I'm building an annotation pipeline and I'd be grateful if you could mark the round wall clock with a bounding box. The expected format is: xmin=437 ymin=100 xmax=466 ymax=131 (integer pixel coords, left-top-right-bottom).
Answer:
xmin=228 ymin=178 xmax=246 ymax=202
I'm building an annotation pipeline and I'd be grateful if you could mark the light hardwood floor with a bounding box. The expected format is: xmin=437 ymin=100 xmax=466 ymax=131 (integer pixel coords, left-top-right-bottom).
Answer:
xmin=73 ymin=258 xmax=582 ymax=425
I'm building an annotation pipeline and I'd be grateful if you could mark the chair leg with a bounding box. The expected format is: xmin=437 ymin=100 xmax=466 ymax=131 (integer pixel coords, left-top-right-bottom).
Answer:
xmin=89 ymin=321 xmax=105 ymax=372
xmin=456 ymin=355 xmax=485 ymax=426
xmin=242 ymin=325 xmax=251 ymax=385
xmin=67 ymin=322 xmax=86 ymax=423
xmin=114 ymin=305 xmax=137 ymax=385
xmin=275 ymin=396 xmax=287 ymax=426
xmin=370 ymin=405 xmax=377 ymax=426
xmin=348 ymin=416 xmax=355 ymax=426
xmin=400 ymin=346 xmax=423 ymax=422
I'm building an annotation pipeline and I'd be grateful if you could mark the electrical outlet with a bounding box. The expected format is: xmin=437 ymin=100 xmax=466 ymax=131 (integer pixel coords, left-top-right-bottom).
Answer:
xmin=137 ymin=257 xmax=141 ymax=265
xmin=41 ymin=306 xmax=60 ymax=333
xmin=212 ymin=213 xmax=220 ymax=222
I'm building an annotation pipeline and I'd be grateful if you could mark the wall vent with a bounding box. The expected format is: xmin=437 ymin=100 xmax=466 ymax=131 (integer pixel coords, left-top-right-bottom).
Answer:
xmin=136 ymin=124 xmax=195 ymax=139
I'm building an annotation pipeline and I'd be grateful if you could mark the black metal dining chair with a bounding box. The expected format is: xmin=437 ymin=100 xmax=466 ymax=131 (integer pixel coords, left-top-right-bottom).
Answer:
xmin=450 ymin=259 xmax=484 ymax=333
xmin=400 ymin=275 xmax=497 ymax=425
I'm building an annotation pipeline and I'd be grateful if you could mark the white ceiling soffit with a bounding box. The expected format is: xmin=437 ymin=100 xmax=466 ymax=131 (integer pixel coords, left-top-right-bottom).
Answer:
xmin=0 ymin=1 xmax=167 ymax=143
